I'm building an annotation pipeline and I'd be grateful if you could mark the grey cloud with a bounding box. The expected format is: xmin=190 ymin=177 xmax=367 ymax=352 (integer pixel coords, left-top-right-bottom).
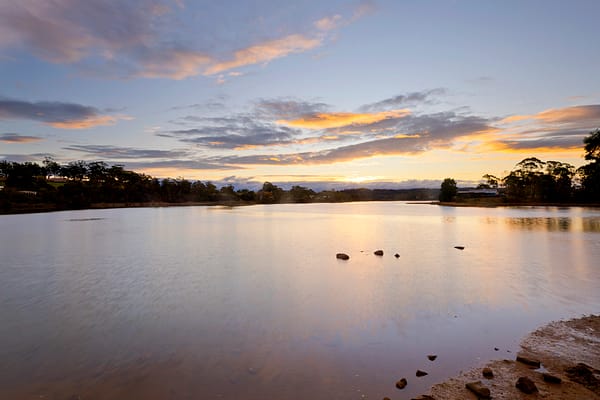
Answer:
xmin=0 ymin=153 xmax=54 ymax=163
xmin=164 ymin=117 xmax=305 ymax=149
xmin=0 ymin=133 xmax=43 ymax=143
xmin=255 ymin=98 xmax=330 ymax=118
xmin=359 ymin=88 xmax=447 ymax=112
xmin=119 ymin=159 xmax=239 ymax=171
xmin=62 ymin=144 xmax=190 ymax=159
xmin=0 ymin=97 xmax=103 ymax=124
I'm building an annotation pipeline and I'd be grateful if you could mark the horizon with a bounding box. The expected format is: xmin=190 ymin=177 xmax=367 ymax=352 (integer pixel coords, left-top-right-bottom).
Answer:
xmin=1 ymin=1 xmax=600 ymax=187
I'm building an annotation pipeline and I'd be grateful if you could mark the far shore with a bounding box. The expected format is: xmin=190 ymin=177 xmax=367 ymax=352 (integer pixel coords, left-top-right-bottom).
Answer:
xmin=3 ymin=198 xmax=600 ymax=215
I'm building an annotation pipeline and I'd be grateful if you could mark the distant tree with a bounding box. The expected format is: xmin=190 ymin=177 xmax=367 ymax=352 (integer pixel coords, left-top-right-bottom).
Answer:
xmin=439 ymin=178 xmax=457 ymax=202
xmin=258 ymin=181 xmax=283 ymax=203
xmin=289 ymin=185 xmax=315 ymax=203
xmin=578 ymin=128 xmax=600 ymax=201
xmin=482 ymin=174 xmax=500 ymax=189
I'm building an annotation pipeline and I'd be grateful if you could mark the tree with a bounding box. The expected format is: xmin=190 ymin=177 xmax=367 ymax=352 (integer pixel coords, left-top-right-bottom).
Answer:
xmin=583 ymin=128 xmax=600 ymax=161
xmin=439 ymin=178 xmax=457 ymax=202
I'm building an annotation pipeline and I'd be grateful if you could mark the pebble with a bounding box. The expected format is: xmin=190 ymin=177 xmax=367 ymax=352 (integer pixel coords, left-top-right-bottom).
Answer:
xmin=482 ymin=367 xmax=494 ymax=379
xmin=416 ymin=370 xmax=428 ymax=377
xmin=427 ymin=355 xmax=437 ymax=361
xmin=542 ymin=373 xmax=562 ymax=384
xmin=516 ymin=355 xmax=541 ymax=368
xmin=374 ymin=250 xmax=384 ymax=256
xmin=336 ymin=253 xmax=350 ymax=260
xmin=394 ymin=253 xmax=400 ymax=258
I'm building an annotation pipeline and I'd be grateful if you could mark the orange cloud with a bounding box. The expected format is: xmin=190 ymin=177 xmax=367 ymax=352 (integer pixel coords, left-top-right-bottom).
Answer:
xmin=204 ymin=34 xmax=322 ymax=75
xmin=277 ymin=109 xmax=411 ymax=129
xmin=47 ymin=115 xmax=127 ymax=129
xmin=501 ymin=105 xmax=600 ymax=124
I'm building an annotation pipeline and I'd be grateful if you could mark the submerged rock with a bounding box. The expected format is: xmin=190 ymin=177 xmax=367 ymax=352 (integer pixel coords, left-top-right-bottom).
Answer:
xmin=565 ymin=363 xmax=600 ymax=392
xmin=336 ymin=253 xmax=350 ymax=260
xmin=465 ymin=381 xmax=490 ymax=398
xmin=516 ymin=376 xmax=538 ymax=393
xmin=416 ymin=370 xmax=428 ymax=377
xmin=454 ymin=246 xmax=465 ymax=250
xmin=396 ymin=378 xmax=407 ymax=389
xmin=427 ymin=354 xmax=437 ymax=361
xmin=374 ymin=250 xmax=384 ymax=256
xmin=394 ymin=253 xmax=400 ymax=258
xmin=482 ymin=367 xmax=494 ymax=379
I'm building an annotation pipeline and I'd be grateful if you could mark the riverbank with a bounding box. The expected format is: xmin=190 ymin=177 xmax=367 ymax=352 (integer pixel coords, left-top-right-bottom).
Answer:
xmin=438 ymin=200 xmax=600 ymax=208
xmin=409 ymin=315 xmax=600 ymax=399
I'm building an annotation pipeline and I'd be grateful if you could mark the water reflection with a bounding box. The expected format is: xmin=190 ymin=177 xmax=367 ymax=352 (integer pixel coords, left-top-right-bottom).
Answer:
xmin=0 ymin=204 xmax=599 ymax=400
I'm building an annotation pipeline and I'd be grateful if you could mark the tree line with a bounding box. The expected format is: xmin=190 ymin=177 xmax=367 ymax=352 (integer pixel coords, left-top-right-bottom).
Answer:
xmin=0 ymin=159 xmax=438 ymax=213
xmin=439 ymin=129 xmax=600 ymax=203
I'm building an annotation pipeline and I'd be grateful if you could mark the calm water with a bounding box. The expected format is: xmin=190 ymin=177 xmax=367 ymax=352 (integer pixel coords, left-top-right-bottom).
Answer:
xmin=1 ymin=203 xmax=599 ymax=399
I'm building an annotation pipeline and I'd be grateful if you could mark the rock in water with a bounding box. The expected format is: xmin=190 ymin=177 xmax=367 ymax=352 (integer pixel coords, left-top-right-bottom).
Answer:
xmin=482 ymin=367 xmax=494 ymax=379
xmin=465 ymin=381 xmax=491 ymax=398
xmin=516 ymin=376 xmax=538 ymax=393
xmin=427 ymin=354 xmax=437 ymax=361
xmin=516 ymin=355 xmax=541 ymax=368
xmin=394 ymin=253 xmax=400 ymax=258
xmin=374 ymin=250 xmax=384 ymax=256
xmin=395 ymin=378 xmax=407 ymax=389
xmin=454 ymin=246 xmax=465 ymax=250
xmin=416 ymin=370 xmax=428 ymax=377
xmin=336 ymin=253 xmax=350 ymax=260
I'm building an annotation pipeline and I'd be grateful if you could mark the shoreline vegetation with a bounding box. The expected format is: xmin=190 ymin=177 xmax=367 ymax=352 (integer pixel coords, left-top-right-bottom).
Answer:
xmin=1 ymin=129 xmax=599 ymax=215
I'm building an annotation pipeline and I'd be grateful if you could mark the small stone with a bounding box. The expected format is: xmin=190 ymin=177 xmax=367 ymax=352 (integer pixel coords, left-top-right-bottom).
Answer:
xmin=427 ymin=355 xmax=437 ymax=361
xmin=516 ymin=376 xmax=538 ymax=394
xmin=454 ymin=246 xmax=465 ymax=250
xmin=374 ymin=250 xmax=384 ymax=256
xmin=416 ymin=370 xmax=428 ymax=377
xmin=394 ymin=253 xmax=400 ymax=258
xmin=516 ymin=355 xmax=541 ymax=368
xmin=336 ymin=253 xmax=350 ymax=260
xmin=383 ymin=397 xmax=391 ymax=400
xmin=542 ymin=373 xmax=562 ymax=384
xmin=395 ymin=378 xmax=407 ymax=389
xmin=482 ymin=367 xmax=494 ymax=379
xmin=465 ymin=381 xmax=490 ymax=398
xmin=411 ymin=396 xmax=435 ymax=400
xmin=494 ymin=347 xmax=499 ymax=351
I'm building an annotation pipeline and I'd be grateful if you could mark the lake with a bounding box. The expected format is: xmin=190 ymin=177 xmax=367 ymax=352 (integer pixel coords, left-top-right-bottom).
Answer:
xmin=1 ymin=202 xmax=599 ymax=399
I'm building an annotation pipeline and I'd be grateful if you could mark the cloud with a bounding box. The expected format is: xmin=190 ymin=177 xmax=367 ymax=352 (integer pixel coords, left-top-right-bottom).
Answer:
xmin=164 ymin=119 xmax=304 ymax=149
xmin=0 ymin=1 xmax=370 ymax=80
xmin=359 ymin=88 xmax=447 ymax=112
xmin=203 ymin=34 xmax=322 ymax=76
xmin=255 ymin=98 xmax=330 ymax=119
xmin=0 ymin=97 xmax=127 ymax=129
xmin=501 ymin=105 xmax=600 ymax=124
xmin=278 ymin=109 xmax=411 ymax=129
xmin=62 ymin=144 xmax=190 ymax=159
xmin=0 ymin=133 xmax=43 ymax=143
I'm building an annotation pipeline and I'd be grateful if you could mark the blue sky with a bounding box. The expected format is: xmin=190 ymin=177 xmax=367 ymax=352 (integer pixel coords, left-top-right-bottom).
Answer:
xmin=1 ymin=0 xmax=599 ymax=188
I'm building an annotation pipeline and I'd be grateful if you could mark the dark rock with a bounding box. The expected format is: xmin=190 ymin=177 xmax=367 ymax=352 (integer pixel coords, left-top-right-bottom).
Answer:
xmin=516 ymin=355 xmax=541 ymax=368
xmin=411 ymin=396 xmax=435 ymax=400
xmin=416 ymin=370 xmax=428 ymax=377
xmin=482 ymin=367 xmax=494 ymax=379
xmin=374 ymin=250 xmax=384 ymax=256
xmin=542 ymin=373 xmax=562 ymax=384
xmin=394 ymin=253 xmax=400 ymax=258
xmin=565 ymin=363 xmax=600 ymax=392
xmin=516 ymin=376 xmax=538 ymax=394
xmin=494 ymin=347 xmax=499 ymax=351
xmin=383 ymin=397 xmax=391 ymax=400
xmin=454 ymin=246 xmax=465 ymax=250
xmin=336 ymin=253 xmax=350 ymax=260
xmin=395 ymin=378 xmax=407 ymax=389
xmin=427 ymin=354 xmax=437 ymax=361
xmin=465 ymin=381 xmax=491 ymax=398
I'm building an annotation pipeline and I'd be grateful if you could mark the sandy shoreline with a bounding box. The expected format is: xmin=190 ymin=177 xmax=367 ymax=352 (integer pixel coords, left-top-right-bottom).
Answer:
xmin=403 ymin=315 xmax=600 ymax=400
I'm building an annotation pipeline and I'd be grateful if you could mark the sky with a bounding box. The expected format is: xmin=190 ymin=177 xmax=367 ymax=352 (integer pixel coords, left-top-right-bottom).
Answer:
xmin=1 ymin=0 xmax=600 ymax=189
